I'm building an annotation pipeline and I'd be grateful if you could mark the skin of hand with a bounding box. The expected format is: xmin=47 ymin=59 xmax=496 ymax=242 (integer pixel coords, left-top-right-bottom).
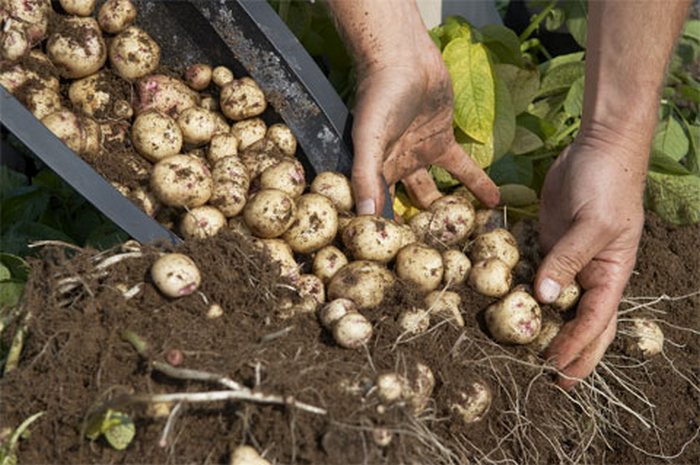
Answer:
xmin=535 ymin=0 xmax=691 ymax=389
xmin=327 ymin=0 xmax=499 ymax=215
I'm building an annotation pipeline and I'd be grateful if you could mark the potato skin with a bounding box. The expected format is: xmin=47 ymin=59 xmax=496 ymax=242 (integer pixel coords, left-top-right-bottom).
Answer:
xmin=231 ymin=118 xmax=267 ymax=151
xmin=342 ymin=216 xmax=403 ymax=263
xmin=424 ymin=195 xmax=476 ymax=247
xmin=259 ymin=159 xmax=306 ymax=199
xmin=208 ymin=133 xmax=238 ymax=163
xmin=59 ymin=0 xmax=96 ymax=16
xmin=179 ymin=206 xmax=226 ymax=239
xmin=424 ymin=290 xmax=464 ymax=327
xmin=333 ymin=312 xmax=373 ymax=349
xmin=266 ymin=123 xmax=297 ymax=157
xmin=310 ymin=171 xmax=354 ymax=212
xmin=395 ymin=243 xmax=444 ymax=293
xmin=132 ymin=111 xmax=183 ymax=162
xmin=243 ymin=189 xmax=296 ymax=239
xmin=468 ymin=258 xmax=512 ymax=298
xmin=47 ymin=17 xmax=107 ymax=79
xmin=109 ymin=26 xmax=160 ymax=80
xmin=485 ymin=290 xmax=542 ymax=344
xmin=97 ymin=0 xmax=136 ymax=34
xmin=312 ymin=245 xmax=348 ymax=284
xmin=441 ymin=249 xmax=471 ymax=287
xmin=259 ymin=238 xmax=299 ymax=281
xmin=220 ymin=78 xmax=267 ymax=121
xmin=150 ymin=155 xmax=213 ymax=208
xmin=183 ymin=63 xmax=212 ymax=91
xmin=177 ymin=107 xmax=218 ymax=146
xmin=135 ymin=74 xmax=199 ymax=117
xmin=212 ymin=66 xmax=234 ymax=87
xmin=283 ymin=193 xmax=338 ymax=254
xmin=151 ymin=253 xmax=201 ymax=298
xmin=551 ymin=281 xmax=581 ymax=312
xmin=469 ymin=228 xmax=520 ymax=269
xmin=327 ymin=260 xmax=395 ymax=309
xmin=450 ymin=380 xmax=492 ymax=424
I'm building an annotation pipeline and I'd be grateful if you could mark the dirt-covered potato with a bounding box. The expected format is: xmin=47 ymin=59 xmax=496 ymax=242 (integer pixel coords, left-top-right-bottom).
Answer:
xmin=150 ymin=155 xmax=213 ymax=208
xmin=130 ymin=187 xmax=158 ymax=217
xmin=297 ymin=274 xmax=325 ymax=307
xmin=318 ymin=298 xmax=357 ymax=330
xmin=179 ymin=206 xmax=226 ymax=239
xmin=47 ymin=17 xmax=106 ymax=78
xmin=623 ymin=318 xmax=664 ymax=359
xmin=3 ymin=0 xmax=50 ymax=44
xmin=473 ymin=208 xmax=506 ymax=236
xmin=310 ymin=171 xmax=354 ymax=212
xmin=109 ymin=26 xmax=159 ymax=80
xmin=260 ymin=239 xmax=299 ymax=281
xmin=259 ymin=159 xmax=306 ymax=198
xmin=328 ymin=260 xmax=395 ymax=309
xmin=266 ymin=123 xmax=297 ymax=157
xmin=424 ymin=195 xmax=476 ymax=247
xmin=212 ymin=65 xmax=234 ymax=87
xmin=485 ymin=290 xmax=542 ymax=344
xmin=183 ymin=63 xmax=212 ymax=91
xmin=530 ymin=319 xmax=561 ymax=354
xmin=208 ymin=133 xmax=238 ymax=163
xmin=398 ymin=224 xmax=418 ymax=249
xmin=59 ymin=0 xmax=95 ymax=16
xmin=441 ymin=249 xmax=471 ymax=287
xmin=283 ymin=193 xmax=338 ymax=254
xmin=243 ymin=189 xmax=296 ymax=238
xmin=177 ymin=107 xmax=218 ymax=146
xmin=424 ymin=290 xmax=464 ymax=327
xmin=375 ymin=372 xmax=407 ymax=403
xmin=450 ymin=380 xmax=492 ymax=424
xmin=551 ymin=281 xmax=581 ymax=312
xmin=227 ymin=216 xmax=252 ymax=236
xmin=41 ymin=110 xmax=100 ymax=156
xmin=211 ymin=155 xmax=248 ymax=184
xmin=469 ymin=228 xmax=520 ymax=269
xmin=395 ymin=243 xmax=444 ymax=293
xmin=406 ymin=362 xmax=435 ymax=414
xmin=97 ymin=0 xmax=136 ymax=33
xmin=409 ymin=211 xmax=431 ymax=242
xmin=211 ymin=183 xmax=248 ymax=218
xmin=1 ymin=19 xmax=31 ymax=61
xmin=25 ymin=86 xmax=62 ymax=120
xmin=131 ymin=111 xmax=183 ymax=162
xmin=112 ymin=99 xmax=133 ymax=120
xmin=135 ymin=74 xmax=199 ymax=117
xmin=68 ymin=72 xmax=109 ymax=116
xmin=468 ymin=258 xmax=512 ymax=297
xmin=151 ymin=253 xmax=201 ymax=298
xmin=312 ymin=245 xmax=348 ymax=284
xmin=398 ymin=308 xmax=430 ymax=335
xmin=333 ymin=312 xmax=373 ymax=349
xmin=230 ymin=445 xmax=270 ymax=465
xmin=342 ymin=216 xmax=403 ymax=263
xmin=231 ymin=118 xmax=267 ymax=151
xmin=220 ymin=77 xmax=267 ymax=121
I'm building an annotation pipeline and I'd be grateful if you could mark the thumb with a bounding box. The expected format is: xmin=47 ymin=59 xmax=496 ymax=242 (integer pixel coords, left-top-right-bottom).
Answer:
xmin=535 ymin=220 xmax=612 ymax=303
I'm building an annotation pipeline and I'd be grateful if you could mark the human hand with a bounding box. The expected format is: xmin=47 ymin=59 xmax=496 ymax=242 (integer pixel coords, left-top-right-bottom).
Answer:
xmin=535 ymin=134 xmax=647 ymax=389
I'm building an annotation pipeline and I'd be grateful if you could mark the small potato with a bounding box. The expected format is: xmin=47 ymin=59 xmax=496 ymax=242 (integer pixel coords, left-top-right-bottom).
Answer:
xmin=473 ymin=209 xmax=506 ymax=236
xmin=485 ymin=290 xmax=542 ymax=345
xmin=623 ymin=318 xmax=664 ymax=359
xmin=469 ymin=228 xmax=520 ymax=269
xmin=551 ymin=281 xmax=581 ymax=312
xmin=283 ymin=193 xmax=338 ymax=254
xmin=212 ymin=66 xmax=234 ymax=87
xmin=259 ymin=159 xmax=305 ymax=198
xmin=184 ymin=63 xmax=212 ymax=91
xmin=220 ymin=77 xmax=267 ymax=121
xmin=179 ymin=206 xmax=226 ymax=239
xmin=4 ymin=0 xmax=50 ymax=42
xmin=227 ymin=216 xmax=252 ymax=236
xmin=41 ymin=110 xmax=100 ymax=156
xmin=406 ymin=362 xmax=435 ymax=414
xmin=177 ymin=107 xmax=218 ymax=146
xmin=230 ymin=445 xmax=270 ymax=465
xmin=112 ymin=99 xmax=133 ymax=120
xmin=297 ymin=274 xmax=325 ymax=307
xmin=530 ymin=320 xmax=561 ymax=354
xmin=260 ymin=239 xmax=299 ymax=280
xmin=59 ymin=0 xmax=95 ymax=16
xmin=333 ymin=312 xmax=373 ymax=349
xmin=109 ymin=26 xmax=160 ymax=80
xmin=97 ymin=0 xmax=136 ymax=34
xmin=395 ymin=243 xmax=444 ymax=293
xmin=151 ymin=253 xmax=201 ymax=298
xmin=26 ymin=87 xmax=62 ymax=120
xmin=135 ymin=75 xmax=199 ymax=117
xmin=208 ymin=133 xmax=239 ymax=163
xmin=310 ymin=171 xmax=354 ymax=212
xmin=211 ymin=156 xmax=249 ymax=185
xmin=318 ymin=298 xmax=357 ymax=329
xmin=239 ymin=139 xmax=286 ymax=180
xmin=468 ymin=258 xmax=512 ymax=298
xmin=424 ymin=290 xmax=464 ymax=327
xmin=312 ymin=245 xmax=348 ymax=283
xmin=327 ymin=261 xmax=395 ymax=309
xmin=409 ymin=211 xmax=432 ymax=243
xmin=243 ymin=189 xmax=296 ymax=238
xmin=441 ymin=249 xmax=471 ymax=287
xmin=398 ymin=308 xmax=430 ymax=335
xmin=1 ymin=20 xmax=31 ymax=62
xmin=450 ymin=380 xmax=492 ymax=424
xmin=200 ymin=96 xmax=219 ymax=111
xmin=372 ymin=428 xmax=392 ymax=448
xmin=375 ymin=372 xmax=407 ymax=403
xmin=132 ymin=111 xmax=183 ymax=162
xmin=425 ymin=195 xmax=476 ymax=246
xmin=266 ymin=123 xmax=297 ymax=156
xmin=150 ymin=155 xmax=213 ymax=208
xmin=210 ymin=182 xmax=248 ymax=217
xmin=47 ymin=17 xmax=106 ymax=78
xmin=342 ymin=216 xmax=403 ymax=263
xmin=231 ymin=118 xmax=267 ymax=151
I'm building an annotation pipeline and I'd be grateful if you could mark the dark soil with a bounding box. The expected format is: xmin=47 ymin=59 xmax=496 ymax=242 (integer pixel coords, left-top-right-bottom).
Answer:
xmin=1 ymin=215 xmax=698 ymax=465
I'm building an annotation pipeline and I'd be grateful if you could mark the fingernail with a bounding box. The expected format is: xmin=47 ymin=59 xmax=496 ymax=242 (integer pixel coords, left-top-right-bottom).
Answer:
xmin=539 ymin=278 xmax=561 ymax=303
xmin=357 ymin=199 xmax=375 ymax=215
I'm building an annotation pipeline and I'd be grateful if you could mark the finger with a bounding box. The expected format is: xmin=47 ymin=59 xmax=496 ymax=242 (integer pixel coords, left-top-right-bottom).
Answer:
xmin=534 ymin=219 xmax=615 ymax=303
xmin=401 ymin=169 xmax=442 ymax=209
xmin=433 ymin=141 xmax=500 ymax=207
xmin=556 ymin=316 xmax=617 ymax=390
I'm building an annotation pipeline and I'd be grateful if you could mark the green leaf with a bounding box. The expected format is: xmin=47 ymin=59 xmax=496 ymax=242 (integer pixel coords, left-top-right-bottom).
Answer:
xmin=0 ymin=222 xmax=75 ymax=256
xmin=545 ymin=8 xmax=565 ymax=31
xmin=0 ymin=265 xmax=9 ymax=282
xmin=688 ymin=124 xmax=700 ymax=174
xmin=537 ymin=61 xmax=586 ymax=97
xmin=653 ymin=115 xmax=689 ymax=161
xmin=494 ymin=64 xmax=540 ymax=115
xmin=444 ymin=38 xmax=496 ymax=144
xmin=650 ymin=150 xmax=692 ymax=175
xmin=0 ymin=188 xmax=50 ymax=227
xmin=499 ymin=184 xmax=538 ymax=207
xmin=646 ymin=172 xmax=700 ymax=225
xmin=529 ymin=94 xmax=567 ymax=120
xmin=479 ymin=24 xmax=524 ymax=66
xmin=682 ymin=19 xmax=700 ymax=43
xmin=488 ymin=154 xmax=534 ymax=186
xmin=517 ymin=113 xmax=558 ymax=140
xmin=562 ymin=0 xmax=588 ymax=48
xmin=103 ymin=411 xmax=135 ymax=451
xmin=429 ymin=166 xmax=460 ymax=190
xmin=563 ymin=76 xmax=585 ymax=117
xmin=511 ymin=126 xmax=544 ymax=155
xmin=538 ymin=51 xmax=585 ymax=74
xmin=456 ymin=129 xmax=494 ymax=169
xmin=0 ymin=255 xmax=29 ymax=281
xmin=0 ymin=168 xmax=27 ymax=198
xmin=678 ymin=85 xmax=700 ymax=105
xmin=0 ymin=280 xmax=25 ymax=308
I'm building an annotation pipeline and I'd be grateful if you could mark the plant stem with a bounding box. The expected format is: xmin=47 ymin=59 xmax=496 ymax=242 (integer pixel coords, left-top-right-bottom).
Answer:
xmin=519 ymin=1 xmax=558 ymax=42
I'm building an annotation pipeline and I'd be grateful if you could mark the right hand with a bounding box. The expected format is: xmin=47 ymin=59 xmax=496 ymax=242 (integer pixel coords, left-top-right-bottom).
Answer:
xmin=350 ymin=37 xmax=499 ymax=215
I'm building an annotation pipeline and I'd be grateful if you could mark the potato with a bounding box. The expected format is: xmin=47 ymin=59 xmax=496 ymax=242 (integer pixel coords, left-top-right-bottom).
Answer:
xmin=179 ymin=206 xmax=226 ymax=239
xmin=333 ymin=312 xmax=373 ymax=349
xmin=450 ymin=380 xmax=492 ymax=424
xmin=1 ymin=20 xmax=31 ymax=62
xmin=623 ymin=318 xmax=664 ymax=359
xmin=4 ymin=0 xmax=50 ymax=43
xmin=375 ymin=372 xmax=407 ymax=403
xmin=406 ymin=362 xmax=435 ymax=414
xmin=468 ymin=258 xmax=512 ymax=297
xmin=425 ymin=195 xmax=476 ymax=247
xmin=0 ymin=64 xmax=29 ymax=94
xmin=260 ymin=239 xmax=299 ymax=281
xmin=59 ymin=0 xmax=95 ymax=16
xmin=327 ymin=261 xmax=395 ymax=309
xmin=132 ymin=111 xmax=183 ymax=162
xmin=312 ymin=245 xmax=348 ymax=283
xmin=243 ymin=189 xmax=296 ymax=238
xmin=151 ymin=253 xmax=201 ymax=298
xmin=227 ymin=216 xmax=252 ymax=237
xmin=112 ymin=99 xmax=133 ymax=120
xmin=409 ymin=211 xmax=431 ymax=242
xmin=551 ymin=281 xmax=581 ymax=312
xmin=231 ymin=118 xmax=267 ymax=151
xmin=177 ymin=107 xmax=218 ymax=146
xmin=25 ymin=87 xmax=62 ymax=120
xmin=310 ymin=171 xmax=354 ymax=212
xmin=398 ymin=224 xmax=418 ymax=249
xmin=200 ymin=96 xmax=218 ymax=111
xmin=211 ymin=156 xmax=249 ymax=184
xmin=41 ymin=110 xmax=100 ymax=156
xmin=221 ymin=77 xmax=267 ymax=121
xmin=485 ymin=290 xmax=542 ymax=344
xmin=47 ymin=17 xmax=106 ymax=79
xmin=530 ymin=320 xmax=561 ymax=354
xmin=266 ymin=123 xmax=297 ymax=157
xmin=473 ymin=208 xmax=506 ymax=236
xmin=208 ymin=134 xmax=239 ymax=163
xmin=469 ymin=228 xmax=520 ymax=270
xmin=212 ymin=65 xmax=234 ymax=87
xmin=136 ymin=75 xmax=199 ymax=117
xmin=230 ymin=445 xmax=270 ymax=465
xmin=210 ymin=183 xmax=248 ymax=218
xmin=424 ymin=290 xmax=464 ymax=327
xmin=283 ymin=193 xmax=338 ymax=254
xmin=297 ymin=274 xmax=325 ymax=307
xmin=26 ymin=51 xmax=60 ymax=91
xmin=131 ymin=187 xmax=158 ymax=217
xmin=97 ymin=0 xmax=136 ymax=33
xmin=183 ymin=63 xmax=212 ymax=91
xmin=109 ymin=26 xmax=160 ymax=80
xmin=398 ymin=308 xmax=430 ymax=335
xmin=372 ymin=428 xmax=392 ymax=447
xmin=441 ymin=249 xmax=471 ymax=287
xmin=150 ymin=155 xmax=213 ymax=208
xmin=318 ymin=298 xmax=357 ymax=329
xmin=395 ymin=243 xmax=444 ymax=293
xmin=259 ymin=159 xmax=305 ymax=198
xmin=342 ymin=216 xmax=403 ymax=263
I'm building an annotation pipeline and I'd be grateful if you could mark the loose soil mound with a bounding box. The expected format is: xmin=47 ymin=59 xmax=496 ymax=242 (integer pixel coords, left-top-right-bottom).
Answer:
xmin=1 ymin=215 xmax=698 ymax=464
